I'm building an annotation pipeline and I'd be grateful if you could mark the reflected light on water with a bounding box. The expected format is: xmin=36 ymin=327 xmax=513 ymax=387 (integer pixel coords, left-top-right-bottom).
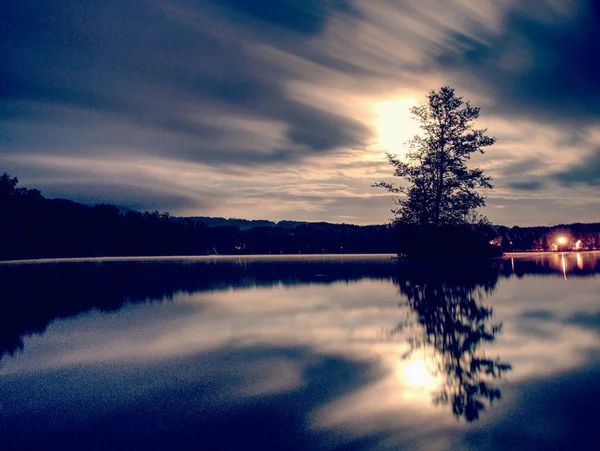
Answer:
xmin=2 ymin=255 xmax=600 ymax=449
xmin=400 ymin=360 xmax=437 ymax=388
xmin=396 ymin=356 xmax=440 ymax=402
xmin=542 ymin=251 xmax=599 ymax=276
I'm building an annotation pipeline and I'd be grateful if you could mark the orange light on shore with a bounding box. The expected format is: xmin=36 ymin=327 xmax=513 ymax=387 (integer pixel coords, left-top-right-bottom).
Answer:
xmin=557 ymin=237 xmax=567 ymax=245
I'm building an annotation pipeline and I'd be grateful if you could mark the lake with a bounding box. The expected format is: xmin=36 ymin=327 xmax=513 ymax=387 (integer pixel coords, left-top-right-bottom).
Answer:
xmin=1 ymin=253 xmax=599 ymax=450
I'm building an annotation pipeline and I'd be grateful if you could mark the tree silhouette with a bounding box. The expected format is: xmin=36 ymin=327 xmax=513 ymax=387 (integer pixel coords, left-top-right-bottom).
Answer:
xmin=542 ymin=235 xmax=550 ymax=251
xmin=374 ymin=86 xmax=496 ymax=227
xmin=0 ymin=172 xmax=397 ymax=260
xmin=392 ymin=263 xmax=511 ymax=421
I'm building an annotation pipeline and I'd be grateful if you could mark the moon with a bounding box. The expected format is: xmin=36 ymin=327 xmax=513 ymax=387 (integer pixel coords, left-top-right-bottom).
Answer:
xmin=374 ymin=97 xmax=420 ymax=158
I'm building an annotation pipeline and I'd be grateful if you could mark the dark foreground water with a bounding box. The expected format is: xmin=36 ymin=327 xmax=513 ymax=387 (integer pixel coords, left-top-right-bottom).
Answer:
xmin=1 ymin=253 xmax=599 ymax=450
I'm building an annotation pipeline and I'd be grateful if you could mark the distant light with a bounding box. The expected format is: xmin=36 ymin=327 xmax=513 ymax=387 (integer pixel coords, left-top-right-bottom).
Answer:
xmin=557 ymin=237 xmax=567 ymax=245
xmin=575 ymin=240 xmax=582 ymax=250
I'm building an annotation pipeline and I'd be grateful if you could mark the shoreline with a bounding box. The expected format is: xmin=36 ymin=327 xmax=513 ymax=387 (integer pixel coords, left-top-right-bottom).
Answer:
xmin=0 ymin=253 xmax=397 ymax=265
xmin=3 ymin=250 xmax=599 ymax=265
xmin=504 ymin=250 xmax=600 ymax=256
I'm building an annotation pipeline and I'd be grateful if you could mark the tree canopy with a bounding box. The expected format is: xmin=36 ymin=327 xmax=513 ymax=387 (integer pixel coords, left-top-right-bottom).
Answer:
xmin=375 ymin=86 xmax=496 ymax=227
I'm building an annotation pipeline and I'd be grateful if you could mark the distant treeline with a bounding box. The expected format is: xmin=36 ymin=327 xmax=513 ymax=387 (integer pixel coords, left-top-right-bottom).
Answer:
xmin=2 ymin=173 xmax=600 ymax=260
xmin=494 ymin=224 xmax=600 ymax=251
xmin=190 ymin=216 xmax=309 ymax=230
xmin=0 ymin=173 xmax=395 ymax=260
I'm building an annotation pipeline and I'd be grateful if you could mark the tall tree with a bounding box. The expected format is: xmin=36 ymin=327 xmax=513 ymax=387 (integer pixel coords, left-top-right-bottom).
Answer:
xmin=375 ymin=86 xmax=496 ymax=227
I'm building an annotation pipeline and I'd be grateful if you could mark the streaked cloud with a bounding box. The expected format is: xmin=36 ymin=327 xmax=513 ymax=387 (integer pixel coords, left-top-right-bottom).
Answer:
xmin=1 ymin=0 xmax=598 ymax=225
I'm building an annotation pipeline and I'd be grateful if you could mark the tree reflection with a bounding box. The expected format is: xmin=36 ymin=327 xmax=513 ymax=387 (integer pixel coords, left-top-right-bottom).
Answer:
xmin=0 ymin=258 xmax=399 ymax=363
xmin=393 ymin=262 xmax=511 ymax=422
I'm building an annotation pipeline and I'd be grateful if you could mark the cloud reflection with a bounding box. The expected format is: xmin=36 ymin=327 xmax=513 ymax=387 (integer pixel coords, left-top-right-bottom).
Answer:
xmin=0 ymin=253 xmax=599 ymax=446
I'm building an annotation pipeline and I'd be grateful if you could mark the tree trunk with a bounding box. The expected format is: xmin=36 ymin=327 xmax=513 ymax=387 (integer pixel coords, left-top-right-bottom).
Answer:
xmin=435 ymin=132 xmax=446 ymax=228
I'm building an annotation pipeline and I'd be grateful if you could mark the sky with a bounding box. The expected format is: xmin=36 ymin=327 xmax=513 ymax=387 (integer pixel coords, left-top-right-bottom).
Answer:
xmin=2 ymin=0 xmax=599 ymax=226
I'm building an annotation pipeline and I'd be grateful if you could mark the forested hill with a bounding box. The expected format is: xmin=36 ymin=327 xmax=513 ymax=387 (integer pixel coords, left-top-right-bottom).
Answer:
xmin=0 ymin=174 xmax=395 ymax=261
xmin=188 ymin=217 xmax=309 ymax=230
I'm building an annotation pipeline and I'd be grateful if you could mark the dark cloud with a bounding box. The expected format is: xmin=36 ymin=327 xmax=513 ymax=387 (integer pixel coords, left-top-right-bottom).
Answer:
xmin=508 ymin=180 xmax=545 ymax=191
xmin=500 ymin=158 xmax=545 ymax=177
xmin=520 ymin=310 xmax=555 ymax=320
xmin=284 ymin=107 xmax=368 ymax=152
xmin=0 ymin=0 xmax=370 ymax=167
xmin=212 ymin=0 xmax=358 ymax=35
xmin=552 ymin=149 xmax=600 ymax=186
xmin=566 ymin=312 xmax=600 ymax=334
xmin=500 ymin=157 xmax=547 ymax=192
xmin=438 ymin=1 xmax=600 ymax=124
xmin=38 ymin=183 xmax=207 ymax=213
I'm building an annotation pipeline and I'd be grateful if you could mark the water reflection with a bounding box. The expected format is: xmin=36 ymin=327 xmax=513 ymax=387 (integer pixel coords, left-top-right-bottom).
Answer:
xmin=393 ymin=263 xmax=511 ymax=421
xmin=1 ymin=253 xmax=599 ymax=364
xmin=0 ymin=253 xmax=599 ymax=449
xmin=498 ymin=251 xmax=600 ymax=278
xmin=0 ymin=257 xmax=397 ymax=361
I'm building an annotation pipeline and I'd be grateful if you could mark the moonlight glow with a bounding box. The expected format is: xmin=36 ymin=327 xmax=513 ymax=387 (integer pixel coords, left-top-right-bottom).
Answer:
xmin=397 ymin=358 xmax=439 ymax=391
xmin=374 ymin=98 xmax=420 ymax=158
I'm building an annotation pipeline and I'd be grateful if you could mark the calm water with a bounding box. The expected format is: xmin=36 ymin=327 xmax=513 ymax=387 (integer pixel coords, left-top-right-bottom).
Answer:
xmin=1 ymin=253 xmax=599 ymax=450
